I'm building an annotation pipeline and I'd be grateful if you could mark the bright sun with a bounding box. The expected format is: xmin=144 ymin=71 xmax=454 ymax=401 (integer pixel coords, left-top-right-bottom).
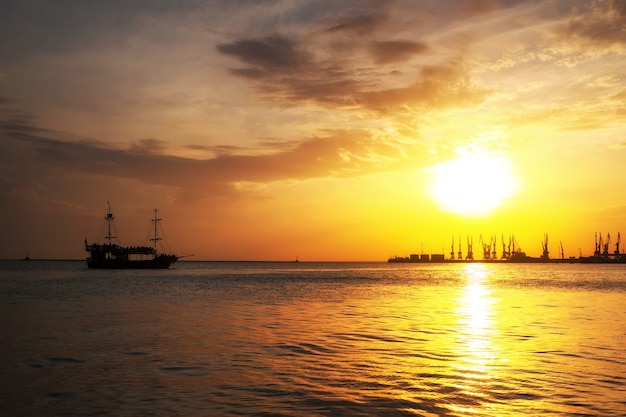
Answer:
xmin=429 ymin=151 xmax=518 ymax=217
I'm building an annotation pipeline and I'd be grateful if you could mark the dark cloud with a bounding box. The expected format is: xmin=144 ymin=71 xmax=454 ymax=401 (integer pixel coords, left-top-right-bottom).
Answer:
xmin=563 ymin=0 xmax=626 ymax=47
xmin=274 ymin=76 xmax=365 ymax=107
xmin=129 ymin=138 xmax=169 ymax=154
xmin=324 ymin=13 xmax=388 ymax=35
xmin=217 ymin=30 xmax=487 ymax=114
xmin=217 ymin=35 xmax=311 ymax=78
xmin=0 ymin=108 xmax=59 ymax=138
xmin=613 ymin=0 xmax=626 ymax=16
xmin=0 ymin=1 xmax=209 ymax=61
xmin=462 ymin=0 xmax=500 ymax=15
xmin=369 ymin=40 xmax=430 ymax=64
xmin=186 ymin=144 xmax=244 ymax=156
xmin=252 ymin=57 xmax=486 ymax=114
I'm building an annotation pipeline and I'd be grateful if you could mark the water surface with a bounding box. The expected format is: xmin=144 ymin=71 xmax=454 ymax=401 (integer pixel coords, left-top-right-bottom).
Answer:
xmin=1 ymin=261 xmax=625 ymax=416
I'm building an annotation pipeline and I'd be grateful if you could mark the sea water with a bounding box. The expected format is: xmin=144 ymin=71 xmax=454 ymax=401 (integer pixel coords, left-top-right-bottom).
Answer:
xmin=1 ymin=260 xmax=625 ymax=416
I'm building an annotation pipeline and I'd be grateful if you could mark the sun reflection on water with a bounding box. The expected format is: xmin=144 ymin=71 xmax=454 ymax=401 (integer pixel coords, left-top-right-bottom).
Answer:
xmin=450 ymin=263 xmax=498 ymax=415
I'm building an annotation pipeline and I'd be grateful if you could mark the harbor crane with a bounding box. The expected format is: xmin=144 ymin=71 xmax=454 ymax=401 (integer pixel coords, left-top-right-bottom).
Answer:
xmin=450 ymin=236 xmax=455 ymax=260
xmin=466 ymin=236 xmax=474 ymax=260
xmin=603 ymin=233 xmax=611 ymax=257
xmin=501 ymin=234 xmax=510 ymax=259
xmin=480 ymin=234 xmax=491 ymax=260
xmin=541 ymin=233 xmax=550 ymax=260
xmin=594 ymin=232 xmax=622 ymax=259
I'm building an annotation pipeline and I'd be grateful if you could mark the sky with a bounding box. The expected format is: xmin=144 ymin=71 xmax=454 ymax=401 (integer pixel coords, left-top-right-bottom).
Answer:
xmin=1 ymin=0 xmax=625 ymax=261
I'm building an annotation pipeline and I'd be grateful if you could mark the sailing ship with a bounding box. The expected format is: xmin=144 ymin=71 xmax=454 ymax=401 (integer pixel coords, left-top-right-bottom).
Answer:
xmin=85 ymin=204 xmax=179 ymax=269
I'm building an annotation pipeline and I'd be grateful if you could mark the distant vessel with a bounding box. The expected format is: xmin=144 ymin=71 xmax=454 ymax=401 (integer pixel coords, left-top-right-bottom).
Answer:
xmin=85 ymin=204 xmax=178 ymax=269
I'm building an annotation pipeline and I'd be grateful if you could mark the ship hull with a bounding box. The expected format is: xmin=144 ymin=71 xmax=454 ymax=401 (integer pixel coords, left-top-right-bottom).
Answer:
xmin=87 ymin=255 xmax=178 ymax=269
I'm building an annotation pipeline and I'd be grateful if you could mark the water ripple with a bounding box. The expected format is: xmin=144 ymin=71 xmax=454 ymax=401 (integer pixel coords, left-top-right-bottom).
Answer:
xmin=1 ymin=261 xmax=625 ymax=416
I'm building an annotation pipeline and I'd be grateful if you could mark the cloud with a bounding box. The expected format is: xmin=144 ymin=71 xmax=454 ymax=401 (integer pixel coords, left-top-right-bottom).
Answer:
xmin=217 ymin=31 xmax=487 ymax=115
xmin=562 ymin=0 xmax=626 ymax=48
xmin=324 ymin=12 xmax=388 ymax=35
xmin=1 ymin=108 xmax=424 ymax=203
xmin=129 ymin=138 xmax=170 ymax=154
xmin=217 ymin=35 xmax=311 ymax=78
xmin=463 ymin=0 xmax=499 ymax=14
xmin=0 ymin=174 xmax=41 ymax=202
xmin=368 ymin=40 xmax=430 ymax=64
xmin=358 ymin=64 xmax=490 ymax=113
xmin=612 ymin=88 xmax=626 ymax=101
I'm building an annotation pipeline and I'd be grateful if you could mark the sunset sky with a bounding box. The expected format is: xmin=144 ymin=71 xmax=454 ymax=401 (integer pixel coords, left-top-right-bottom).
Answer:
xmin=1 ymin=0 xmax=625 ymax=261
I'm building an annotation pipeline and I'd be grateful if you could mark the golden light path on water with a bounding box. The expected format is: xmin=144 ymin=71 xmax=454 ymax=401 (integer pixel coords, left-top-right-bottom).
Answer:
xmin=451 ymin=264 xmax=498 ymax=416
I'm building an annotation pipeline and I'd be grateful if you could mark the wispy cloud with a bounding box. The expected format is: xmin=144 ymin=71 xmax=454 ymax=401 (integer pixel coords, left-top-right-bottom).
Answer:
xmin=562 ymin=0 xmax=626 ymax=48
xmin=217 ymin=35 xmax=312 ymax=78
xmin=218 ymin=28 xmax=487 ymax=115
xmin=323 ymin=12 xmax=389 ymax=35
xmin=1 ymin=107 xmax=425 ymax=203
xmin=368 ymin=40 xmax=430 ymax=65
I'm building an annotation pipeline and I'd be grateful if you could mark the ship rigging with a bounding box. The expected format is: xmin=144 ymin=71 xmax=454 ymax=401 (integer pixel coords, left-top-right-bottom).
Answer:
xmin=84 ymin=203 xmax=179 ymax=269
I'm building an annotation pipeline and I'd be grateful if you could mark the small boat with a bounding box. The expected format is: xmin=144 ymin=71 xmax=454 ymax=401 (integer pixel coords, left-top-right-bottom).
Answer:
xmin=85 ymin=204 xmax=178 ymax=269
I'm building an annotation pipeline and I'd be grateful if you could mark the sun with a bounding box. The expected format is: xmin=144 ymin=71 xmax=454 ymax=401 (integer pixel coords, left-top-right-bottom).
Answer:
xmin=429 ymin=150 xmax=518 ymax=217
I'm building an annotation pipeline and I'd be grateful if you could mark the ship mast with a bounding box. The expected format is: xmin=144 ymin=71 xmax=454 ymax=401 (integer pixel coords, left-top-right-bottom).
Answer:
xmin=105 ymin=202 xmax=116 ymax=245
xmin=150 ymin=208 xmax=163 ymax=253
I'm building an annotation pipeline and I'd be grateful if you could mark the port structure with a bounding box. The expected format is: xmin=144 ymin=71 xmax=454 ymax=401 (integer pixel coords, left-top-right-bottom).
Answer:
xmin=466 ymin=236 xmax=474 ymax=260
xmin=593 ymin=232 xmax=625 ymax=261
xmin=457 ymin=234 xmax=527 ymax=261
xmin=479 ymin=234 xmax=499 ymax=260
xmin=389 ymin=231 xmax=626 ymax=263
xmin=541 ymin=233 xmax=550 ymax=260
xmin=450 ymin=236 xmax=455 ymax=260
xmin=480 ymin=234 xmax=490 ymax=260
xmin=501 ymin=234 xmax=510 ymax=259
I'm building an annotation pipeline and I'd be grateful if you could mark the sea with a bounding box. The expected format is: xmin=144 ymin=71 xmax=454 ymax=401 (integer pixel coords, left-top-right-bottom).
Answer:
xmin=1 ymin=260 xmax=625 ymax=417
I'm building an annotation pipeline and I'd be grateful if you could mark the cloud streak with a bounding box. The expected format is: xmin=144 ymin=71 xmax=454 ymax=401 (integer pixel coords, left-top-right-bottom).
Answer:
xmin=563 ymin=0 xmax=626 ymax=47
xmin=368 ymin=40 xmax=430 ymax=64
xmin=1 ymin=108 xmax=425 ymax=203
xmin=217 ymin=35 xmax=312 ymax=78
xmin=218 ymin=31 xmax=487 ymax=114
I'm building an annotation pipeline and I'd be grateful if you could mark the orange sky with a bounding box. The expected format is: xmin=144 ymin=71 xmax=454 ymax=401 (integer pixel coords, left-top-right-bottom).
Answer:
xmin=1 ymin=0 xmax=625 ymax=260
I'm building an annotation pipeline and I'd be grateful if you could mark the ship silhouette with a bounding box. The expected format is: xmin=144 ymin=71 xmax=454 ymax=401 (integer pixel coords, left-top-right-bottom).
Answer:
xmin=85 ymin=204 xmax=179 ymax=269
